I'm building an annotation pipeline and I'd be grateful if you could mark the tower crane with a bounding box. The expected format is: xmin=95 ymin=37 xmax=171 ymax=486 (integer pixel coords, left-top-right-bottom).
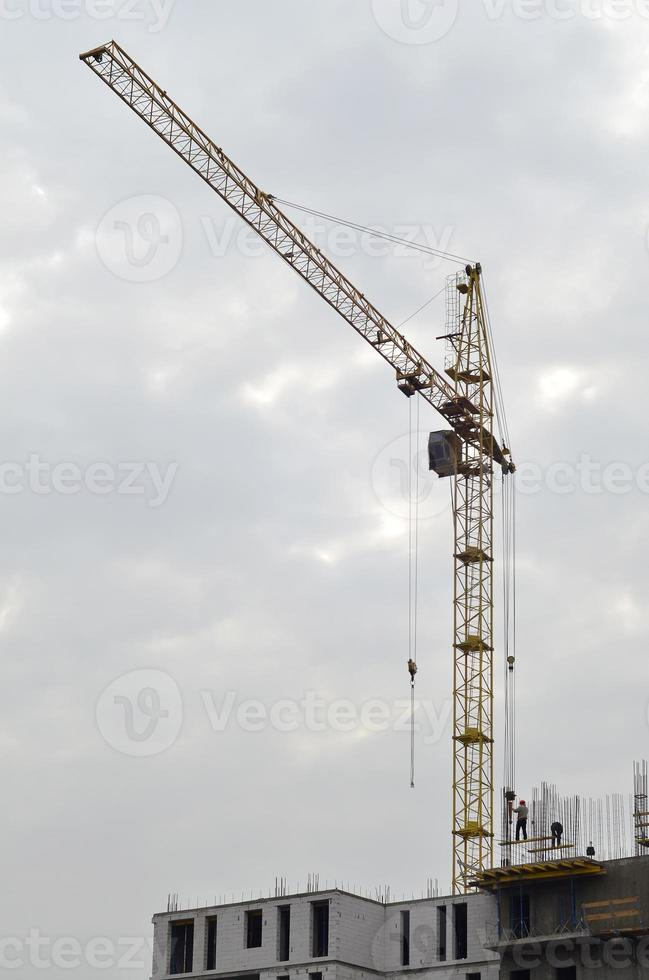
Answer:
xmin=80 ymin=40 xmax=515 ymax=893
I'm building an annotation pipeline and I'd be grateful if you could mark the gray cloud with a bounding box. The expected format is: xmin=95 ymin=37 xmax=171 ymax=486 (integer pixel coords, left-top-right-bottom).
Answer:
xmin=0 ymin=2 xmax=648 ymax=977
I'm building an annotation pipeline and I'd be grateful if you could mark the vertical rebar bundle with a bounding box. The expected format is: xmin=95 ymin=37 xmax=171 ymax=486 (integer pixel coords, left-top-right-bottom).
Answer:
xmin=499 ymin=761 xmax=648 ymax=867
xmin=634 ymin=760 xmax=649 ymax=855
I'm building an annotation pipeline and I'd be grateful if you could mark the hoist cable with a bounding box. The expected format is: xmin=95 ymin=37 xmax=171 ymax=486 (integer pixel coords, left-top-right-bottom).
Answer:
xmin=410 ymin=679 xmax=415 ymax=790
xmin=414 ymin=396 xmax=420 ymax=661
xmin=501 ymin=466 xmax=517 ymax=837
xmin=408 ymin=396 xmax=416 ymax=788
xmin=511 ymin=477 xmax=517 ymax=792
xmin=407 ymin=396 xmax=422 ymax=790
xmin=408 ymin=396 xmax=413 ymax=662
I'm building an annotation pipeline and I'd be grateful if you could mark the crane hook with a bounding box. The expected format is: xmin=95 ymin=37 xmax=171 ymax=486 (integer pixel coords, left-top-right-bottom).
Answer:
xmin=408 ymin=659 xmax=417 ymax=789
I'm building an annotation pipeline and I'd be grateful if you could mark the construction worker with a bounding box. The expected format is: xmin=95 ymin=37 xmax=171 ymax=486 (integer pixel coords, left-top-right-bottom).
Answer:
xmin=551 ymin=821 xmax=563 ymax=847
xmin=512 ymin=799 xmax=529 ymax=841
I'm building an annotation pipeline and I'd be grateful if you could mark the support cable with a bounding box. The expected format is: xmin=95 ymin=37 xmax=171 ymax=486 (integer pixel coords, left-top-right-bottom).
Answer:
xmin=396 ymin=284 xmax=446 ymax=331
xmin=482 ymin=280 xmax=510 ymax=451
xmin=274 ymin=197 xmax=473 ymax=266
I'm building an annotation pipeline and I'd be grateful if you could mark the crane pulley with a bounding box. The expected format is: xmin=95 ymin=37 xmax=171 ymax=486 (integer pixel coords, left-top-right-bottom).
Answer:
xmin=80 ymin=40 xmax=515 ymax=892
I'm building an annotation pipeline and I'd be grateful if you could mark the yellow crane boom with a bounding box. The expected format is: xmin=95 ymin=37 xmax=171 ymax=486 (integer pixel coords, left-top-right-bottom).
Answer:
xmin=80 ymin=39 xmax=514 ymax=892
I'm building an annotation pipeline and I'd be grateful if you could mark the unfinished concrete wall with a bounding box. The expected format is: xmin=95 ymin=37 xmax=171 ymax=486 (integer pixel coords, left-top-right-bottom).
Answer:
xmin=495 ymin=856 xmax=649 ymax=979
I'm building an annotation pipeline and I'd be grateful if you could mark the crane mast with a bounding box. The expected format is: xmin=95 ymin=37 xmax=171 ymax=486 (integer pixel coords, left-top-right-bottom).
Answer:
xmin=81 ymin=40 xmax=513 ymax=892
xmin=447 ymin=269 xmax=496 ymax=891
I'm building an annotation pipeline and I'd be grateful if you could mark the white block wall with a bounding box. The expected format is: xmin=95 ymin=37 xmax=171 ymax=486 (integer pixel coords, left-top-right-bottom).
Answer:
xmin=151 ymin=889 xmax=500 ymax=980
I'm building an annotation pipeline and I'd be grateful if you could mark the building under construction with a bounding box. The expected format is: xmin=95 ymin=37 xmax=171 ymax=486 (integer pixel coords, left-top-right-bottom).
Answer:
xmin=151 ymin=858 xmax=649 ymax=979
xmin=78 ymin=41 xmax=649 ymax=980
xmin=151 ymin=766 xmax=649 ymax=979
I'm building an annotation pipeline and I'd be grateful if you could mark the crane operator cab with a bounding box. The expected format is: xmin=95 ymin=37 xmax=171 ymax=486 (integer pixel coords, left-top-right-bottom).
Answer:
xmin=428 ymin=430 xmax=461 ymax=478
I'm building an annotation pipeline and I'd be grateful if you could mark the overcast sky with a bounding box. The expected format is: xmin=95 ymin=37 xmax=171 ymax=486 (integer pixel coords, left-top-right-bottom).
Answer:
xmin=2 ymin=0 xmax=649 ymax=976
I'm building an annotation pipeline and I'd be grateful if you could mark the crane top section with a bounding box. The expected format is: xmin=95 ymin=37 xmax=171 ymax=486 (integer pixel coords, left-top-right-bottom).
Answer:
xmin=80 ymin=40 xmax=513 ymax=475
